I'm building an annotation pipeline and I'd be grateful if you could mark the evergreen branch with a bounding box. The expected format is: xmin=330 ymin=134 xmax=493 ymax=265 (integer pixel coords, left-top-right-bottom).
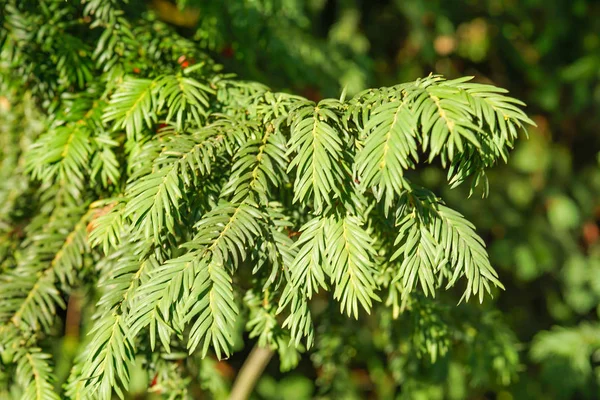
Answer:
xmin=155 ymin=74 xmax=214 ymax=130
xmin=88 ymin=200 xmax=125 ymax=255
xmin=184 ymin=259 xmax=239 ymax=358
xmin=124 ymin=128 xmax=226 ymax=242
xmin=68 ymin=243 xmax=157 ymax=399
xmin=285 ymin=217 xmax=329 ymax=299
xmin=78 ymin=313 xmax=135 ymax=400
xmin=186 ymin=202 xmax=264 ymax=266
xmin=254 ymin=203 xmax=297 ymax=289
xmin=1 ymin=2 xmax=538 ymax=394
xmin=102 ymin=78 xmax=156 ymax=140
xmin=437 ymin=205 xmax=503 ymax=302
xmin=26 ymin=124 xmax=93 ymax=194
xmin=0 ymin=208 xmax=91 ymax=332
xmin=16 ymin=349 xmax=60 ymax=400
xmin=276 ymin=217 xmax=328 ymax=348
xmin=128 ymin=202 xmax=262 ymax=357
xmin=325 ymin=215 xmax=381 ymax=318
xmin=390 ymin=188 xmax=503 ymax=302
xmin=90 ymin=133 xmax=121 ymax=188
xmin=391 ymin=212 xmax=441 ymax=298
xmin=351 ymin=76 xmax=534 ymax=199
xmin=354 ymin=92 xmax=417 ymax=208
xmin=128 ymin=251 xmax=195 ymax=348
xmin=278 ymin=285 xmax=315 ymax=348
xmin=221 ymin=123 xmax=288 ymax=205
xmin=287 ymin=99 xmax=347 ymax=213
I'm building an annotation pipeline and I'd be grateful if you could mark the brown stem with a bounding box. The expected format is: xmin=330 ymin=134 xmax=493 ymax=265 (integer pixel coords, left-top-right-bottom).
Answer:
xmin=228 ymin=345 xmax=274 ymax=400
xmin=65 ymin=292 xmax=82 ymax=338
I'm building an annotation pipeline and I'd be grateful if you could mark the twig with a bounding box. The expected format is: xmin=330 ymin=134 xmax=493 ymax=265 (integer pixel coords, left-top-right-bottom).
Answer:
xmin=228 ymin=345 xmax=274 ymax=400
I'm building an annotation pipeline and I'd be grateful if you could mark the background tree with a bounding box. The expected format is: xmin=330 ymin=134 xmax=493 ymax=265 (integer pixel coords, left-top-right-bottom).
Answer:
xmin=1 ymin=1 xmax=598 ymax=399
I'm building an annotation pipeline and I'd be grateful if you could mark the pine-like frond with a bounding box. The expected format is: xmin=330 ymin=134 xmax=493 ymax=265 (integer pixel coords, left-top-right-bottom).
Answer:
xmin=128 ymin=251 xmax=195 ymax=350
xmin=354 ymin=93 xmax=418 ymax=208
xmin=26 ymin=124 xmax=92 ymax=194
xmin=16 ymin=349 xmax=60 ymax=400
xmin=0 ymin=268 xmax=63 ymax=332
xmin=278 ymin=213 xmax=381 ymax=343
xmin=184 ymin=258 xmax=238 ymax=358
xmin=325 ymin=215 xmax=381 ymax=318
xmin=84 ymin=0 xmax=137 ymax=77
xmin=123 ymin=128 xmax=226 ymax=242
xmin=221 ymin=124 xmax=288 ymax=204
xmin=278 ymin=286 xmax=315 ymax=348
xmin=276 ymin=216 xmax=330 ymax=348
xmin=94 ymin=243 xmax=158 ymax=316
xmin=1 ymin=1 xmax=537 ymax=392
xmin=391 ymin=212 xmax=441 ymax=298
xmin=185 ymin=202 xmax=264 ymax=266
xmin=390 ymin=189 xmax=502 ymax=302
xmin=88 ymin=200 xmax=125 ymax=255
xmin=55 ymin=34 xmax=94 ymax=89
xmin=287 ymin=99 xmax=347 ymax=213
xmin=415 ymin=78 xmax=483 ymax=161
xmin=0 ymin=207 xmax=90 ymax=331
xmin=102 ymin=78 xmax=156 ymax=140
xmin=77 ymin=313 xmax=136 ymax=400
xmin=458 ymin=82 xmax=535 ymax=153
xmin=436 ymin=205 xmax=503 ymax=302
xmin=155 ymin=74 xmax=214 ymax=130
xmin=91 ymin=132 xmax=121 ymax=188
xmin=284 ymin=217 xmax=329 ymax=298
xmin=128 ymin=202 xmax=262 ymax=357
xmin=70 ymin=244 xmax=157 ymax=399
xmin=253 ymin=203 xmax=297 ymax=289
xmin=125 ymin=136 xmax=163 ymax=181
xmin=351 ymin=76 xmax=534 ymax=200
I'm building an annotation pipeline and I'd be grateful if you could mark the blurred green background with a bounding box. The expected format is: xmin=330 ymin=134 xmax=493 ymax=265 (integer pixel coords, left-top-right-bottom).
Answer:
xmin=175 ymin=0 xmax=599 ymax=398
